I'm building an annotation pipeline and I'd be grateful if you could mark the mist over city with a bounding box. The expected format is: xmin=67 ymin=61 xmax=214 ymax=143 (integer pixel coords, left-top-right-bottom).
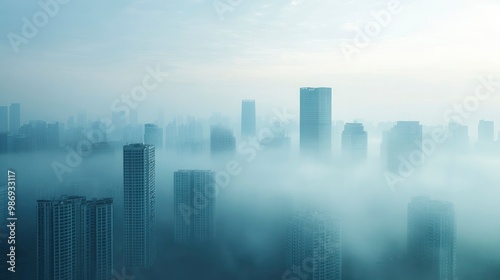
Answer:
xmin=2 ymin=0 xmax=500 ymax=280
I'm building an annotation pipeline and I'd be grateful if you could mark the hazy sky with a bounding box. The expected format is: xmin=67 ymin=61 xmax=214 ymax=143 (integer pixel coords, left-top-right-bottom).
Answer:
xmin=1 ymin=0 xmax=500 ymax=125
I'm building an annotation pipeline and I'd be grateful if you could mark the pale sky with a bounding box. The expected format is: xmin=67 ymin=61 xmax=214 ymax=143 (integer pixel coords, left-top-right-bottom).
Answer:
xmin=1 ymin=0 xmax=500 ymax=126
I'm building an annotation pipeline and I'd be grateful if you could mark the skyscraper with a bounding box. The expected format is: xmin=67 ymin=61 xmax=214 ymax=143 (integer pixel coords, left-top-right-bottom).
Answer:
xmin=144 ymin=123 xmax=163 ymax=149
xmin=341 ymin=122 xmax=368 ymax=162
xmin=123 ymin=144 xmax=156 ymax=268
xmin=174 ymin=170 xmax=216 ymax=243
xmin=241 ymin=99 xmax=256 ymax=138
xmin=9 ymin=103 xmax=20 ymax=134
xmin=286 ymin=212 xmax=342 ymax=280
xmin=407 ymin=196 xmax=456 ymax=280
xmin=0 ymin=106 xmax=8 ymax=133
xmin=300 ymin=87 xmax=332 ymax=158
xmin=386 ymin=121 xmax=422 ymax=172
xmin=478 ymin=120 xmax=494 ymax=143
xmin=210 ymin=125 xmax=236 ymax=157
xmin=37 ymin=196 xmax=113 ymax=280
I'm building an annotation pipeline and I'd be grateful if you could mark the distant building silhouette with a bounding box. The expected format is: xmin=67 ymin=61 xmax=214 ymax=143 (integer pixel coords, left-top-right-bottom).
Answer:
xmin=386 ymin=121 xmax=422 ymax=172
xmin=174 ymin=170 xmax=216 ymax=243
xmin=286 ymin=212 xmax=342 ymax=280
xmin=123 ymin=144 xmax=156 ymax=268
xmin=478 ymin=120 xmax=494 ymax=143
xmin=341 ymin=122 xmax=368 ymax=162
xmin=0 ymin=106 xmax=8 ymax=133
xmin=9 ymin=103 xmax=20 ymax=134
xmin=37 ymin=196 xmax=113 ymax=280
xmin=210 ymin=125 xmax=236 ymax=157
xmin=407 ymin=196 xmax=456 ymax=280
xmin=166 ymin=117 xmax=208 ymax=155
xmin=144 ymin=123 xmax=163 ymax=149
xmin=241 ymin=99 xmax=256 ymax=138
xmin=300 ymin=87 xmax=332 ymax=158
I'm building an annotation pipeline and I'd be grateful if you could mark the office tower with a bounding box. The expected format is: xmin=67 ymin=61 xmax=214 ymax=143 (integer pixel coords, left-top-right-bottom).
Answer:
xmin=408 ymin=196 xmax=456 ymax=280
xmin=174 ymin=170 xmax=216 ymax=243
xmin=341 ymin=123 xmax=368 ymax=162
xmin=210 ymin=125 xmax=236 ymax=156
xmin=478 ymin=120 xmax=494 ymax=143
xmin=300 ymin=87 xmax=332 ymax=158
xmin=144 ymin=123 xmax=163 ymax=149
xmin=386 ymin=121 xmax=422 ymax=172
xmin=286 ymin=212 xmax=342 ymax=280
xmin=241 ymin=99 xmax=256 ymax=138
xmin=9 ymin=103 xmax=20 ymax=134
xmin=0 ymin=106 xmax=8 ymax=133
xmin=123 ymin=144 xmax=156 ymax=268
xmin=37 ymin=196 xmax=113 ymax=280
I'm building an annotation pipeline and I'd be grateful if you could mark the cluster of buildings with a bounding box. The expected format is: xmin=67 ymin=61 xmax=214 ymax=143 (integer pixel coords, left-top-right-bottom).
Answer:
xmin=5 ymin=87 xmax=464 ymax=279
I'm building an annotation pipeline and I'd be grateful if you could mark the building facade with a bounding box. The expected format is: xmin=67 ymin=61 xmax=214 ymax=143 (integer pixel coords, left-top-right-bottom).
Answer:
xmin=123 ymin=144 xmax=157 ymax=268
xmin=408 ymin=196 xmax=457 ymax=280
xmin=341 ymin=123 xmax=368 ymax=162
xmin=174 ymin=170 xmax=216 ymax=243
xmin=286 ymin=212 xmax=342 ymax=280
xmin=37 ymin=196 xmax=113 ymax=280
xmin=241 ymin=99 xmax=256 ymax=138
xmin=300 ymin=87 xmax=332 ymax=158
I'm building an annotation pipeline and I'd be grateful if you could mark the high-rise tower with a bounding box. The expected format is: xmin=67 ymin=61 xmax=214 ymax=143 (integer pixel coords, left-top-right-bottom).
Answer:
xmin=300 ymin=87 xmax=332 ymax=158
xmin=174 ymin=170 xmax=216 ymax=243
xmin=408 ymin=196 xmax=456 ymax=280
xmin=123 ymin=144 xmax=156 ymax=268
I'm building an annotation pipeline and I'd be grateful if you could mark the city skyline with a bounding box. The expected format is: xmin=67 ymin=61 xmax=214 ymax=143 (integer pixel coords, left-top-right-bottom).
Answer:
xmin=1 ymin=0 xmax=499 ymax=279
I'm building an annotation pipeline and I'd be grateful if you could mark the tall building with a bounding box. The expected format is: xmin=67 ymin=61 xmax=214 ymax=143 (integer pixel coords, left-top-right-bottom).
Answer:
xmin=144 ymin=123 xmax=163 ymax=149
xmin=174 ymin=170 xmax=216 ymax=243
xmin=9 ymin=103 xmax=20 ymax=134
xmin=241 ymin=99 xmax=256 ymax=138
xmin=0 ymin=106 xmax=8 ymax=133
xmin=37 ymin=196 xmax=113 ymax=280
xmin=478 ymin=120 xmax=494 ymax=143
xmin=341 ymin=123 xmax=368 ymax=162
xmin=210 ymin=125 xmax=236 ymax=157
xmin=386 ymin=121 xmax=422 ymax=172
xmin=286 ymin=212 xmax=342 ymax=280
xmin=300 ymin=87 xmax=332 ymax=158
xmin=123 ymin=144 xmax=156 ymax=268
xmin=408 ymin=196 xmax=456 ymax=280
